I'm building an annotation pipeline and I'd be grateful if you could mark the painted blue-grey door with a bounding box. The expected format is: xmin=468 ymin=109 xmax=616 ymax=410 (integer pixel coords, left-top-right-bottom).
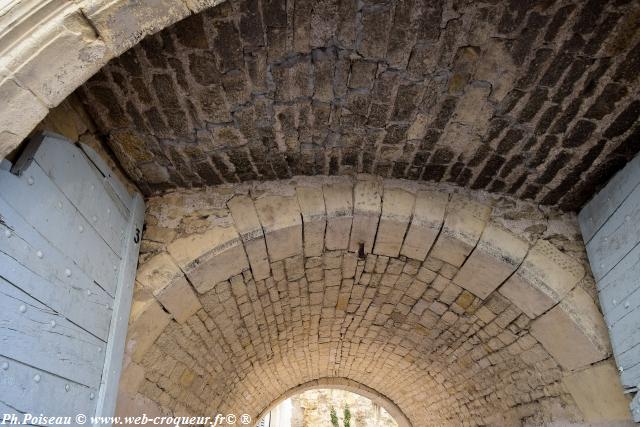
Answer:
xmin=579 ymin=153 xmax=640 ymax=421
xmin=0 ymin=134 xmax=144 ymax=426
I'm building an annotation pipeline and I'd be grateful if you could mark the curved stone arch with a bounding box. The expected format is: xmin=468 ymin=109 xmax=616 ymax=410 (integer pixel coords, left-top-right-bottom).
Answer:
xmin=122 ymin=176 xmax=612 ymax=425
xmin=0 ymin=0 xmax=228 ymax=156
xmin=255 ymin=377 xmax=413 ymax=427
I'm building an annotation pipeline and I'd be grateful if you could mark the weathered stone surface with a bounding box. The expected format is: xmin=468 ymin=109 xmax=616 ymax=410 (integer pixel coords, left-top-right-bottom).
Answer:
xmin=69 ymin=0 xmax=640 ymax=211
xmin=167 ymin=224 xmax=249 ymax=293
xmin=349 ymin=179 xmax=382 ymax=253
xmin=323 ymin=182 xmax=353 ymax=250
xmin=126 ymin=288 xmax=170 ymax=362
xmin=296 ymin=185 xmax=326 ymax=257
xmin=115 ymin=391 xmax=167 ymax=421
xmin=0 ymin=68 xmax=48 ymax=157
xmin=454 ymin=224 xmax=529 ymax=299
xmin=430 ymin=195 xmax=492 ymax=267
xmin=531 ymin=287 xmax=610 ymax=370
xmin=254 ymin=195 xmax=303 ymax=261
xmin=562 ymin=360 xmax=631 ymax=422
xmin=118 ymin=362 xmax=146 ymax=396
xmin=228 ymin=195 xmax=271 ymax=280
xmin=500 ymin=240 xmax=585 ymax=318
xmin=136 ymin=252 xmax=201 ymax=323
xmin=400 ymin=191 xmax=447 ymax=261
xmin=374 ymin=187 xmax=414 ymax=257
xmin=129 ymin=177 xmax=605 ymax=425
xmin=79 ymin=0 xmax=192 ymax=55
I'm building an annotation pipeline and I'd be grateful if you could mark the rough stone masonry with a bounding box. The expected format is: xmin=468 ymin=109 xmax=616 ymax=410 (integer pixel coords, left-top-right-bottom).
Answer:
xmin=117 ymin=175 xmax=630 ymax=426
xmin=77 ymin=0 xmax=640 ymax=211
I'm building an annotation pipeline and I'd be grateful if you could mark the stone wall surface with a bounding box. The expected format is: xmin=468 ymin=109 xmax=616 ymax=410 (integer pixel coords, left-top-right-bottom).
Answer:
xmin=288 ymin=388 xmax=397 ymax=427
xmin=0 ymin=0 xmax=227 ymax=158
xmin=117 ymin=175 xmax=630 ymax=426
xmin=76 ymin=0 xmax=640 ymax=210
xmin=27 ymin=94 xmax=140 ymax=196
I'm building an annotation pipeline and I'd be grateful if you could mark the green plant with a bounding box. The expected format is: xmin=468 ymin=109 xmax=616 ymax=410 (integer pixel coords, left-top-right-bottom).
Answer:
xmin=329 ymin=404 xmax=352 ymax=427
xmin=343 ymin=404 xmax=351 ymax=427
xmin=330 ymin=406 xmax=339 ymax=427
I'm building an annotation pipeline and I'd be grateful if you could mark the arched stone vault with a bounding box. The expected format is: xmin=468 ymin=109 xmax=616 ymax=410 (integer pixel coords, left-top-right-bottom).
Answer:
xmin=119 ymin=175 xmax=615 ymax=426
xmin=1 ymin=0 xmax=637 ymax=424
xmin=73 ymin=0 xmax=640 ymax=211
xmin=2 ymin=0 xmax=638 ymax=211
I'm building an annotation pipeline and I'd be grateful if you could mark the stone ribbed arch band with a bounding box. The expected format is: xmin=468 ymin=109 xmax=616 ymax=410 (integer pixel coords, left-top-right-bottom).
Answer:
xmin=0 ymin=0 xmax=226 ymax=157
xmin=121 ymin=176 xmax=612 ymax=425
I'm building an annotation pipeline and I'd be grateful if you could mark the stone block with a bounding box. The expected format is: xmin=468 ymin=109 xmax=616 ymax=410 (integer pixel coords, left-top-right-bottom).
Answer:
xmin=254 ymin=195 xmax=303 ymax=261
xmin=401 ymin=191 xmax=448 ymax=261
xmin=323 ymin=182 xmax=353 ymax=250
xmin=454 ymin=224 xmax=529 ymax=299
xmin=430 ymin=195 xmax=492 ymax=267
xmin=374 ymin=187 xmax=415 ymax=257
xmin=531 ymin=287 xmax=610 ymax=370
xmin=500 ymin=240 xmax=584 ymax=318
xmin=136 ymin=252 xmax=201 ymax=323
xmin=80 ymin=0 xmax=191 ymax=55
xmin=118 ymin=362 xmax=145 ymax=395
xmin=228 ymin=195 xmax=271 ymax=280
xmin=115 ymin=392 xmax=166 ymax=421
xmin=562 ymin=360 xmax=631 ymax=422
xmin=6 ymin=11 xmax=109 ymax=108
xmin=296 ymin=186 xmax=326 ymax=257
xmin=167 ymin=224 xmax=249 ymax=293
xmin=126 ymin=288 xmax=170 ymax=363
xmin=349 ymin=179 xmax=382 ymax=253
xmin=0 ymin=68 xmax=48 ymax=158
xmin=154 ymin=276 xmax=201 ymax=324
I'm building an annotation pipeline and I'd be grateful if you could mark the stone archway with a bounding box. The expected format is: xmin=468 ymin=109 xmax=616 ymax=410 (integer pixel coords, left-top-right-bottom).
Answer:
xmin=256 ymin=378 xmax=412 ymax=427
xmin=2 ymin=0 xmax=638 ymax=424
xmin=118 ymin=175 xmax=618 ymax=426
xmin=0 ymin=0 xmax=227 ymax=157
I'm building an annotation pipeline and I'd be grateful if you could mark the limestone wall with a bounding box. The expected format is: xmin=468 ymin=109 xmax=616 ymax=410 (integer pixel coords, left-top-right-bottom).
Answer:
xmin=119 ymin=175 xmax=631 ymax=426
xmin=288 ymin=389 xmax=397 ymax=427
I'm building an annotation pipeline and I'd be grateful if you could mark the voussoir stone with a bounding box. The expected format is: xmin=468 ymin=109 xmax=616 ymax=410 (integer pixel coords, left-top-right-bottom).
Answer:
xmin=254 ymin=195 xmax=303 ymax=261
xmin=349 ymin=179 xmax=382 ymax=253
xmin=454 ymin=223 xmax=529 ymax=300
xmin=296 ymin=185 xmax=327 ymax=257
xmin=228 ymin=195 xmax=271 ymax=280
xmin=136 ymin=252 xmax=201 ymax=323
xmin=531 ymin=286 xmax=610 ymax=370
xmin=374 ymin=186 xmax=415 ymax=258
xmin=323 ymin=182 xmax=354 ymax=251
xmin=430 ymin=195 xmax=492 ymax=267
xmin=499 ymin=240 xmax=585 ymax=319
xmin=126 ymin=287 xmax=170 ymax=363
xmin=167 ymin=223 xmax=249 ymax=293
xmin=562 ymin=360 xmax=631 ymax=422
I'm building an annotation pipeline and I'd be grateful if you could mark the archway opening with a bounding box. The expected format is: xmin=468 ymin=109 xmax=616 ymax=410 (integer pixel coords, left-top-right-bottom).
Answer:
xmin=261 ymin=388 xmax=398 ymax=427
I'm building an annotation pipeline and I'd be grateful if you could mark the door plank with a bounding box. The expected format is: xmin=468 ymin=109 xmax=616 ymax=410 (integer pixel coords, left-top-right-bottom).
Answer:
xmin=0 ymin=277 xmax=105 ymax=388
xmin=586 ymin=182 xmax=640 ymax=282
xmin=32 ymin=137 xmax=128 ymax=257
xmin=0 ymin=195 xmax=112 ymax=339
xmin=78 ymin=142 xmax=132 ymax=213
xmin=597 ymin=242 xmax=640 ymax=323
xmin=579 ymin=154 xmax=640 ymax=243
xmin=0 ymin=355 xmax=97 ymax=425
xmin=0 ymin=164 xmax=120 ymax=294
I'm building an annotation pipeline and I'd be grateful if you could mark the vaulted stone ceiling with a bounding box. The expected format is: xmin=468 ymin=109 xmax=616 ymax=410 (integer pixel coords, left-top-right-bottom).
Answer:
xmin=125 ymin=176 xmax=616 ymax=426
xmin=77 ymin=0 xmax=640 ymax=211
